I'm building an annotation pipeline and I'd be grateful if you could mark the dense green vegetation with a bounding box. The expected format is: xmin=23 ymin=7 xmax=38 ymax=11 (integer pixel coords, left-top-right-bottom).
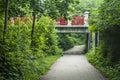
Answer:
xmin=70 ymin=0 xmax=103 ymax=15
xmin=58 ymin=34 xmax=86 ymax=51
xmin=1 ymin=0 xmax=120 ymax=80
xmin=1 ymin=0 xmax=77 ymax=79
xmin=0 ymin=15 xmax=62 ymax=80
xmin=87 ymin=0 xmax=120 ymax=80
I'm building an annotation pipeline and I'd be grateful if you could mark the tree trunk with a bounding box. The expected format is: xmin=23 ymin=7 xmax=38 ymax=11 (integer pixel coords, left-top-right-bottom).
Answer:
xmin=3 ymin=0 xmax=9 ymax=42
xmin=31 ymin=12 xmax=36 ymax=39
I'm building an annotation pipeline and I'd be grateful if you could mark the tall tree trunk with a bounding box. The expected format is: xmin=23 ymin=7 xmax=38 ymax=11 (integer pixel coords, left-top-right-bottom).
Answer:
xmin=2 ymin=0 xmax=9 ymax=78
xmin=3 ymin=0 xmax=9 ymax=42
xmin=31 ymin=12 xmax=36 ymax=39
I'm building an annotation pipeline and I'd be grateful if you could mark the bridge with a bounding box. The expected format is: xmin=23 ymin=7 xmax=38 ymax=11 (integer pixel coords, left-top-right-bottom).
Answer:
xmin=55 ymin=25 xmax=89 ymax=33
xmin=55 ymin=11 xmax=99 ymax=52
xmin=55 ymin=24 xmax=91 ymax=52
xmin=55 ymin=11 xmax=90 ymax=33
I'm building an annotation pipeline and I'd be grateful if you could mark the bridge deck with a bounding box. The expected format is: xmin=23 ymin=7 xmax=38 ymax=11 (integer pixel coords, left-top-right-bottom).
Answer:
xmin=55 ymin=25 xmax=89 ymax=33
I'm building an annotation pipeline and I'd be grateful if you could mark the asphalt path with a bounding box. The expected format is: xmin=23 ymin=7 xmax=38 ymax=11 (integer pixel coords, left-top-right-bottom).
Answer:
xmin=40 ymin=45 xmax=108 ymax=80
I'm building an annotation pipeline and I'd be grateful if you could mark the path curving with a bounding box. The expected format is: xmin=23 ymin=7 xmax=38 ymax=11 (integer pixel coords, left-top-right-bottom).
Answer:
xmin=40 ymin=46 xmax=108 ymax=80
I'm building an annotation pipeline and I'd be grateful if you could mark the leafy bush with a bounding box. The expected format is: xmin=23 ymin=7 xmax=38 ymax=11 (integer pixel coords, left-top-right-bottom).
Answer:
xmin=0 ymin=16 xmax=62 ymax=80
xmin=3 ymin=24 xmax=32 ymax=80
xmin=57 ymin=34 xmax=73 ymax=51
xmin=58 ymin=33 xmax=86 ymax=51
xmin=88 ymin=0 xmax=120 ymax=62
xmin=87 ymin=0 xmax=120 ymax=80
xmin=88 ymin=0 xmax=120 ymax=66
xmin=86 ymin=48 xmax=120 ymax=80
xmin=87 ymin=0 xmax=120 ymax=79
xmin=32 ymin=16 xmax=62 ymax=55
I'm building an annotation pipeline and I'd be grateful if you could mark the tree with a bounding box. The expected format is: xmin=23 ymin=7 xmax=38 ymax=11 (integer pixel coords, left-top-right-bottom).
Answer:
xmin=43 ymin=0 xmax=73 ymax=20
xmin=30 ymin=0 xmax=44 ymax=43
xmin=43 ymin=0 xmax=60 ymax=19
xmin=57 ymin=0 xmax=73 ymax=19
xmin=3 ymin=0 xmax=9 ymax=42
xmin=70 ymin=0 xmax=103 ymax=15
xmin=0 ymin=0 xmax=4 ymax=41
xmin=9 ymin=0 xmax=31 ymax=17
xmin=91 ymin=0 xmax=120 ymax=62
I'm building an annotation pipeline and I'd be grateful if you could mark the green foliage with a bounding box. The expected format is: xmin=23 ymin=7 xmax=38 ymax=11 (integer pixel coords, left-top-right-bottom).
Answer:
xmin=32 ymin=16 xmax=62 ymax=55
xmin=88 ymin=10 xmax=100 ymax=32
xmin=0 ymin=1 xmax=5 ymax=79
xmin=86 ymin=48 xmax=120 ymax=80
xmin=58 ymin=33 xmax=86 ymax=51
xmin=0 ymin=16 xmax=62 ymax=79
xmin=0 ymin=0 xmax=4 ymax=38
xmin=88 ymin=0 xmax=120 ymax=62
xmin=43 ymin=0 xmax=60 ymax=19
xmin=98 ymin=0 xmax=120 ymax=30
xmin=43 ymin=0 xmax=73 ymax=19
xmin=87 ymin=0 xmax=103 ymax=32
xmin=24 ymin=55 xmax=60 ymax=80
xmin=8 ymin=0 xmax=73 ymax=20
xmin=9 ymin=0 xmax=32 ymax=16
xmin=95 ymin=0 xmax=120 ymax=62
xmin=58 ymin=34 xmax=73 ymax=51
xmin=0 ymin=24 xmax=31 ymax=80
xmin=88 ymin=25 xmax=98 ymax=32
xmin=70 ymin=0 xmax=103 ymax=15
xmin=0 ymin=0 xmax=4 ymax=14
xmin=87 ymin=0 xmax=120 ymax=80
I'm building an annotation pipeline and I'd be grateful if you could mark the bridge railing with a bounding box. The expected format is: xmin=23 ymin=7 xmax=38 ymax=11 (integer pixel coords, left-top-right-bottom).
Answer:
xmin=56 ymin=11 xmax=89 ymax=26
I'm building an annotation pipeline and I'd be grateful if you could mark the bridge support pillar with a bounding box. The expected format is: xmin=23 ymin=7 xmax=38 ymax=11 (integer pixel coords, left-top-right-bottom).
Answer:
xmin=86 ymin=32 xmax=91 ymax=52
xmin=95 ymin=31 xmax=99 ymax=47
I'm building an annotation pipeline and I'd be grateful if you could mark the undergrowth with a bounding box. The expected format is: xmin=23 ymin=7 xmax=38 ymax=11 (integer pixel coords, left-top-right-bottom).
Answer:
xmin=25 ymin=55 xmax=61 ymax=80
xmin=86 ymin=48 xmax=120 ymax=80
xmin=0 ymin=16 xmax=62 ymax=80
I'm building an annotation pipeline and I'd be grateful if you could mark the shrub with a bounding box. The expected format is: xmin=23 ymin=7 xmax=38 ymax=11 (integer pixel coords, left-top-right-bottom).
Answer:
xmin=86 ymin=47 xmax=120 ymax=80
xmin=0 ymin=16 xmax=62 ymax=79
xmin=32 ymin=16 xmax=62 ymax=55
xmin=58 ymin=33 xmax=86 ymax=51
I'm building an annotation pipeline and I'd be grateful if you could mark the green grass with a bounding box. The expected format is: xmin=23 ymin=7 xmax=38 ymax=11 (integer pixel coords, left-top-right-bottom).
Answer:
xmin=24 ymin=55 xmax=61 ymax=80
xmin=42 ymin=55 xmax=61 ymax=75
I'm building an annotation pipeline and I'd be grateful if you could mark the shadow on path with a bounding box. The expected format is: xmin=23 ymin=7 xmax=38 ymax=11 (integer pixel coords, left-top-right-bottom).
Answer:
xmin=64 ymin=45 xmax=85 ymax=55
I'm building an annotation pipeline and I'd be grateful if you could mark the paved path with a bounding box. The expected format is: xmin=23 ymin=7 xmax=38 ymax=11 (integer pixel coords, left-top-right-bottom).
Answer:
xmin=40 ymin=46 xmax=108 ymax=80
xmin=64 ymin=45 xmax=85 ymax=55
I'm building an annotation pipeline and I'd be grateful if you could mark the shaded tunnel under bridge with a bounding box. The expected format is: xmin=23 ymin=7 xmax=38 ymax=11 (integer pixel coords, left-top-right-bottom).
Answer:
xmin=55 ymin=25 xmax=92 ymax=52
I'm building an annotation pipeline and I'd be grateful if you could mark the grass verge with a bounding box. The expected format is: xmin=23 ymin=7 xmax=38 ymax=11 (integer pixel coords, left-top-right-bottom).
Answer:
xmin=24 ymin=55 xmax=61 ymax=80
